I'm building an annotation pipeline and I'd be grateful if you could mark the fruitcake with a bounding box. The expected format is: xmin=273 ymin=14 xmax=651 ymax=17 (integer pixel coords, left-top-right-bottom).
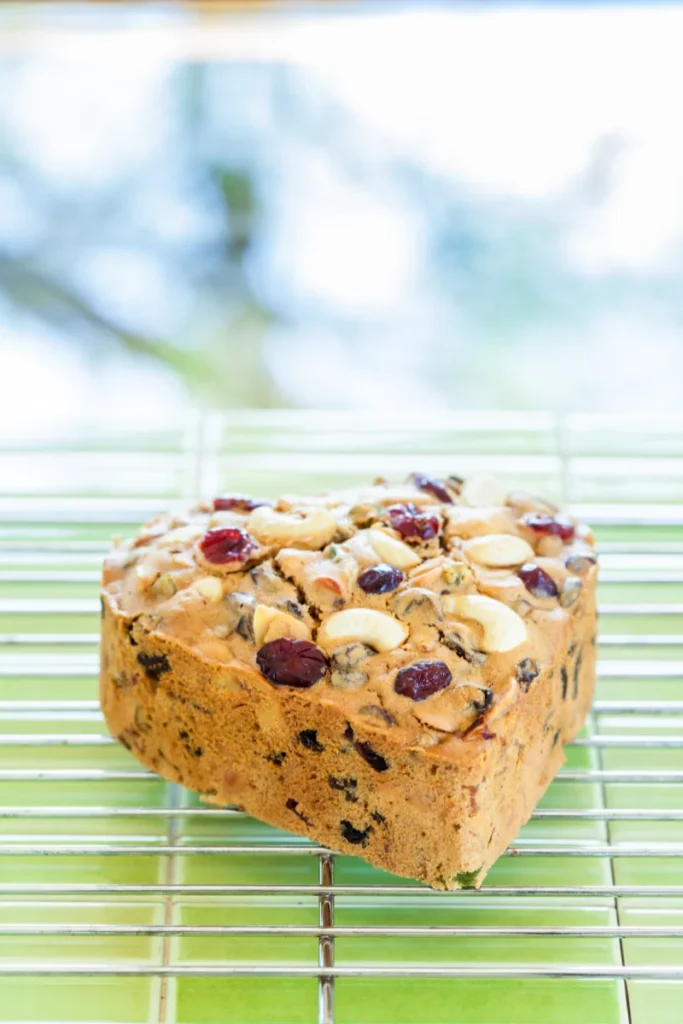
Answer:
xmin=99 ymin=473 xmax=597 ymax=890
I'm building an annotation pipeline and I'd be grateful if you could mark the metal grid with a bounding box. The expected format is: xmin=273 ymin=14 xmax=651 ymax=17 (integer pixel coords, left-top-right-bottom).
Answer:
xmin=0 ymin=412 xmax=682 ymax=1024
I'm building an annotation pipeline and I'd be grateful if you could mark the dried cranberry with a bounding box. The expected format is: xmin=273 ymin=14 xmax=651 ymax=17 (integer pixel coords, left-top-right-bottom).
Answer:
xmin=357 ymin=563 xmax=404 ymax=594
xmin=199 ymin=528 xmax=256 ymax=565
xmin=522 ymin=513 xmax=575 ymax=543
xmin=518 ymin=563 xmax=559 ymax=599
xmin=213 ymin=495 xmax=271 ymax=513
xmin=394 ymin=660 xmax=452 ymax=701
xmin=256 ymin=638 xmax=328 ymax=688
xmin=387 ymin=503 xmax=439 ymax=542
xmin=410 ymin=472 xmax=454 ymax=505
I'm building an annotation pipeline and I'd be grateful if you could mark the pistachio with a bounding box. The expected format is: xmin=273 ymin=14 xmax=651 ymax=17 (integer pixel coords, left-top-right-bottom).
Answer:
xmin=443 ymin=594 xmax=527 ymax=653
xmin=442 ymin=561 xmax=473 ymax=587
xmin=135 ymin=564 xmax=159 ymax=592
xmin=366 ymin=528 xmax=421 ymax=569
xmin=392 ymin=588 xmax=442 ymax=624
xmin=224 ymin=592 xmax=256 ymax=640
xmin=253 ymin=604 xmax=311 ymax=646
xmin=151 ymin=573 xmax=177 ymax=599
xmin=565 ymin=553 xmax=597 ymax=575
xmin=192 ymin=576 xmax=224 ymax=602
xmin=560 ymin=578 xmax=583 ymax=609
xmin=465 ymin=534 xmax=534 ymax=568
xmin=248 ymin=505 xmax=337 ymax=549
xmin=318 ymin=608 xmax=408 ymax=653
xmin=349 ymin=503 xmax=379 ymax=526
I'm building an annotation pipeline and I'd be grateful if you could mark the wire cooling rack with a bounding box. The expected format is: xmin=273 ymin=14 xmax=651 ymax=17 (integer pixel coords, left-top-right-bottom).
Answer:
xmin=0 ymin=411 xmax=681 ymax=1024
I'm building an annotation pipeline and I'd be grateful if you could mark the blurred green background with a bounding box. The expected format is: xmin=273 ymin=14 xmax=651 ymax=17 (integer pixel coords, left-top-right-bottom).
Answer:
xmin=1 ymin=0 xmax=683 ymax=437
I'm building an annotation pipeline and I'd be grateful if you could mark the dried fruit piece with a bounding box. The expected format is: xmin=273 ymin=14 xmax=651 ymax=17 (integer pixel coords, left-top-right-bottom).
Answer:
xmin=522 ymin=513 xmax=575 ymax=543
xmin=394 ymin=660 xmax=452 ymax=701
xmin=340 ymin=820 xmax=372 ymax=846
xmin=518 ymin=564 xmax=559 ymax=599
xmin=199 ymin=528 xmax=256 ymax=565
xmin=318 ymin=608 xmax=408 ymax=653
xmin=136 ymin=652 xmax=171 ymax=682
xmin=298 ymin=729 xmax=324 ymax=752
xmin=357 ymin=563 xmax=404 ymax=594
xmin=366 ymin=528 xmax=422 ymax=569
xmin=444 ymin=594 xmax=527 ymax=653
xmin=465 ymin=534 xmax=535 ymax=568
xmin=354 ymin=740 xmax=389 ymax=772
xmin=256 ymin=638 xmax=328 ymax=688
xmin=410 ymin=472 xmax=454 ymax=504
xmin=213 ymin=495 xmax=271 ymax=512
xmin=386 ymin=503 xmax=440 ymax=542
xmin=249 ymin=505 xmax=337 ymax=549
xmin=516 ymin=658 xmax=540 ymax=691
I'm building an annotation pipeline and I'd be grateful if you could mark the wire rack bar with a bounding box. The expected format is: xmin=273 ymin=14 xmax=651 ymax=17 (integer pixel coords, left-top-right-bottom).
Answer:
xmin=1 ymin=883 xmax=680 ymax=898
xmin=0 ymin=844 xmax=681 ymax=857
xmin=1 ymin=806 xmax=681 ymax=821
xmin=1 ymin=924 xmax=682 ymax=939
xmin=1 ymin=964 xmax=682 ymax=980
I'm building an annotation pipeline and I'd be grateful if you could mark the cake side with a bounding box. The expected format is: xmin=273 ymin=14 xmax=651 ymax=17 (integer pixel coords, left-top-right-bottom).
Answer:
xmin=99 ymin=475 xmax=598 ymax=889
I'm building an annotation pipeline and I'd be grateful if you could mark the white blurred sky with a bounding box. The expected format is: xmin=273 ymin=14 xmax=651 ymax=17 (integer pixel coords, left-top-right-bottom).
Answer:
xmin=2 ymin=2 xmax=683 ymax=437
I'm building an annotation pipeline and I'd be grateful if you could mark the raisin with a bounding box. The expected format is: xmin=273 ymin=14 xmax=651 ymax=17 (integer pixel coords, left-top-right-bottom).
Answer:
xmin=137 ymin=652 xmax=171 ymax=682
xmin=199 ymin=527 xmax=256 ymax=565
xmin=521 ymin=513 xmax=575 ymax=543
xmin=329 ymin=776 xmax=358 ymax=802
xmin=213 ymin=495 xmax=271 ymax=512
xmin=394 ymin=660 xmax=452 ymax=701
xmin=344 ymin=723 xmax=355 ymax=742
xmin=125 ymin=620 xmax=139 ymax=646
xmin=256 ymin=638 xmax=328 ymax=688
xmin=298 ymin=729 xmax=324 ymax=752
xmin=340 ymin=820 xmax=372 ymax=846
xmin=286 ymin=798 xmax=312 ymax=826
xmin=410 ymin=472 xmax=454 ymax=504
xmin=516 ymin=658 xmax=540 ymax=692
xmin=354 ymin=741 xmax=389 ymax=772
xmin=572 ymin=650 xmax=583 ymax=700
xmin=518 ymin=564 xmax=559 ymax=599
xmin=371 ymin=810 xmax=386 ymax=825
xmin=386 ymin=503 xmax=440 ymax=542
xmin=265 ymin=751 xmax=287 ymax=766
xmin=561 ymin=666 xmax=569 ymax=700
xmin=357 ymin=564 xmax=404 ymax=594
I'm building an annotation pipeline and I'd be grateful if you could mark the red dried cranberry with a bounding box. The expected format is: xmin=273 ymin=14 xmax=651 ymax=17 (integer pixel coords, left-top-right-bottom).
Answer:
xmin=522 ymin=513 xmax=575 ymax=543
xmin=387 ymin=503 xmax=439 ymax=542
xmin=410 ymin=472 xmax=453 ymax=505
xmin=213 ymin=495 xmax=272 ymax=513
xmin=256 ymin=638 xmax=328 ymax=688
xmin=518 ymin=563 xmax=559 ymax=599
xmin=199 ymin=528 xmax=256 ymax=565
xmin=357 ymin=563 xmax=404 ymax=594
xmin=394 ymin=660 xmax=452 ymax=701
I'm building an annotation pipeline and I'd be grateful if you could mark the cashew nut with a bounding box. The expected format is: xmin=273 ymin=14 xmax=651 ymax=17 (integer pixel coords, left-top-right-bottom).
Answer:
xmin=366 ymin=528 xmax=421 ymax=569
xmin=460 ymin=476 xmax=508 ymax=508
xmin=253 ymin=604 xmax=311 ymax=646
xmin=248 ymin=505 xmax=337 ymax=549
xmin=465 ymin=533 xmax=535 ymax=568
xmin=192 ymin=576 xmax=225 ymax=602
xmin=318 ymin=608 xmax=408 ymax=653
xmin=443 ymin=593 xmax=527 ymax=653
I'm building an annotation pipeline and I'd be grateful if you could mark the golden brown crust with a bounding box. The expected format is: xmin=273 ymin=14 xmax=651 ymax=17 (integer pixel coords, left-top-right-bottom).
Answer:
xmin=99 ymin=475 xmax=597 ymax=889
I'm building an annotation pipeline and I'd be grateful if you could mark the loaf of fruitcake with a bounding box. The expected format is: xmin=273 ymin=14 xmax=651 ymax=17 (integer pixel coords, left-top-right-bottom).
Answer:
xmin=100 ymin=473 xmax=597 ymax=889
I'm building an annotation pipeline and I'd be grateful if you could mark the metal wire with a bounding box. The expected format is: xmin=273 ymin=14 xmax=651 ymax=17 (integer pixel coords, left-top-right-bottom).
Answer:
xmin=3 ymin=420 xmax=683 ymax=1024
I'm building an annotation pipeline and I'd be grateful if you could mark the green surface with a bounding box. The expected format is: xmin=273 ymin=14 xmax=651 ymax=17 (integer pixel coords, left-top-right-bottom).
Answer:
xmin=1 ymin=419 xmax=682 ymax=1022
